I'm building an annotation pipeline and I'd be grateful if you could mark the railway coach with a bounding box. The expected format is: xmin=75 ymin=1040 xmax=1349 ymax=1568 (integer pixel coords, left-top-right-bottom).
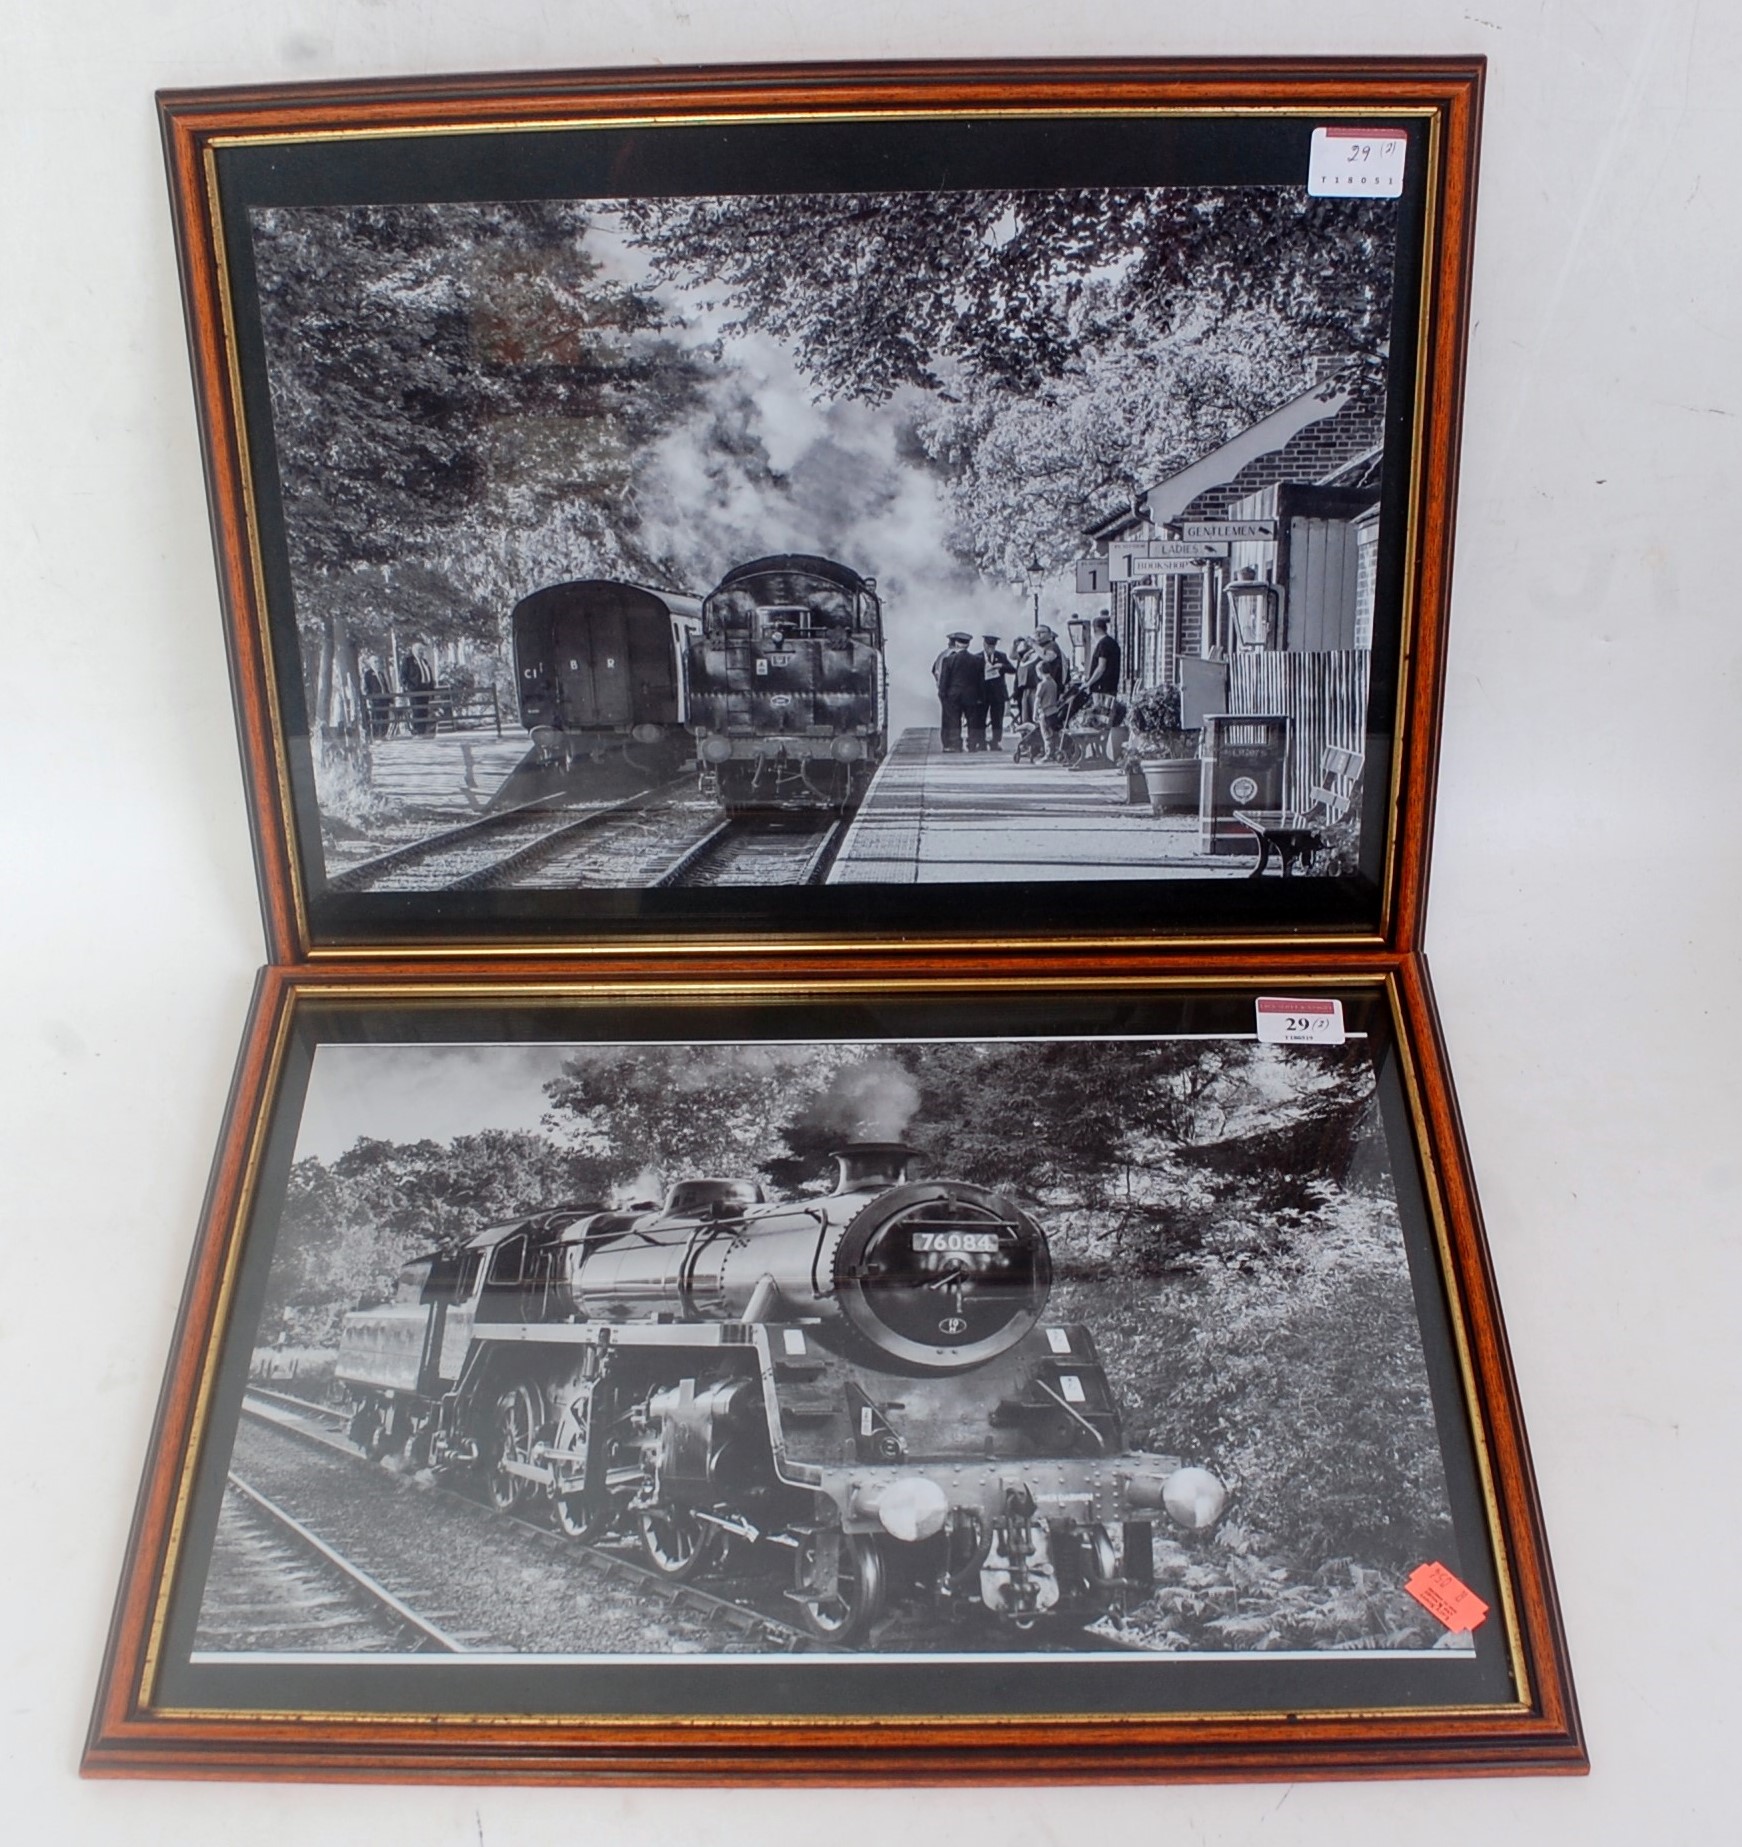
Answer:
xmin=510 ymin=579 xmax=702 ymax=778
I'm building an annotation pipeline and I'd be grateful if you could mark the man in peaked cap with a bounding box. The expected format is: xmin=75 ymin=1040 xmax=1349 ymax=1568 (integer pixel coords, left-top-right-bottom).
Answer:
xmin=933 ymin=630 xmax=980 ymax=753
xmin=972 ymin=633 xmax=1017 ymax=751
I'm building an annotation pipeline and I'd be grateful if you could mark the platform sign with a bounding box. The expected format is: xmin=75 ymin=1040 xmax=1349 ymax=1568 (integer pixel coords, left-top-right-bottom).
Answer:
xmin=1075 ymin=558 xmax=1110 ymax=595
xmin=1179 ymin=520 xmax=1278 ymax=542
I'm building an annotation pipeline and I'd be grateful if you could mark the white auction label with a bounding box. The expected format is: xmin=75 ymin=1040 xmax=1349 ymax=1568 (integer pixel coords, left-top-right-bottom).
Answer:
xmin=1308 ymin=127 xmax=1407 ymax=198
xmin=1255 ymin=996 xmax=1347 ymax=1046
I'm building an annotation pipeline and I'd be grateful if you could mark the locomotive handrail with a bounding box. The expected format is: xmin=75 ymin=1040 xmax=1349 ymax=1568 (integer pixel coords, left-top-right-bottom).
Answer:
xmin=1031 ymin=1379 xmax=1112 ymax=1453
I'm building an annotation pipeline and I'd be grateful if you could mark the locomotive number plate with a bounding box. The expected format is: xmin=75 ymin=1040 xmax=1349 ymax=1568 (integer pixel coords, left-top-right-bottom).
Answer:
xmin=912 ymin=1230 xmax=1001 ymax=1254
xmin=766 ymin=652 xmax=795 ymax=666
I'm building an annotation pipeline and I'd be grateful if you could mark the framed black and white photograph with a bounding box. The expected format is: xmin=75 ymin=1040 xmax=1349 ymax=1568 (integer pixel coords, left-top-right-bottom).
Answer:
xmin=87 ymin=970 xmax=1580 ymax=1780
xmin=161 ymin=62 xmax=1479 ymax=956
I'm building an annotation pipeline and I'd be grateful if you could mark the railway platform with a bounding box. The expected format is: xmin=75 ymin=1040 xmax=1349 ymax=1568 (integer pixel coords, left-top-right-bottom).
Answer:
xmin=364 ymin=731 xmax=537 ymax=818
xmin=827 ymin=727 xmax=1245 ymax=884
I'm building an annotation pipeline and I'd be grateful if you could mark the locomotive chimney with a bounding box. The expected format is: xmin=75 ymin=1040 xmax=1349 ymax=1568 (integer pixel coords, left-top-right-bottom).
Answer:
xmin=829 ymin=1142 xmax=923 ymax=1194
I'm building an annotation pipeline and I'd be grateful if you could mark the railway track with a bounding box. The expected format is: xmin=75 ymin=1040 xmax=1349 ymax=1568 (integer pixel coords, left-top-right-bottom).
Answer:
xmin=327 ymin=781 xmax=699 ymax=894
xmin=234 ymin=1393 xmax=815 ymax=1653
xmin=651 ymin=814 xmax=844 ymax=888
xmin=196 ymin=1473 xmax=472 ymax=1655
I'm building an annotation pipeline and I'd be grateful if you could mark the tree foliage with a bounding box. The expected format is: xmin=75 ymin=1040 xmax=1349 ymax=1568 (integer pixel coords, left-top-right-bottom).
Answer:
xmin=621 ymin=186 xmax=1395 ymax=577
xmin=250 ymin=201 xmax=734 ymax=811
xmin=909 ymin=305 xmax=1309 ymax=578
xmin=253 ymin=201 xmax=713 ymax=601
xmin=620 ymin=187 xmax=1396 ymax=404
xmin=263 ymin=1129 xmax=614 ymax=1344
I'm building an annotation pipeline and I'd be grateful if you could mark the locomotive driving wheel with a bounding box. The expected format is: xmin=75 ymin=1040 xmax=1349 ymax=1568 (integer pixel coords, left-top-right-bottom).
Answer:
xmin=637 ymin=1501 xmax=717 ymax=1579
xmin=486 ymin=1383 xmax=541 ymax=1512
xmin=795 ymin=1530 xmax=887 ymax=1645
xmin=550 ymin=1385 xmax=612 ymax=1541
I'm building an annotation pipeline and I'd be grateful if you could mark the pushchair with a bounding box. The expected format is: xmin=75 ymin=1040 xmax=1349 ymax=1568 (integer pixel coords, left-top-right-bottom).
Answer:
xmin=1059 ymin=690 xmax=1126 ymax=769
xmin=1011 ymin=717 xmax=1049 ymax=763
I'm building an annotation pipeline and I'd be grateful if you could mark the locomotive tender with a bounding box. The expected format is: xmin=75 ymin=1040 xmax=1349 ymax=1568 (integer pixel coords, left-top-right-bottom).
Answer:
xmin=688 ymin=555 xmax=888 ymax=815
xmin=336 ymin=1142 xmax=1226 ymax=1643
xmin=510 ymin=579 xmax=702 ymax=776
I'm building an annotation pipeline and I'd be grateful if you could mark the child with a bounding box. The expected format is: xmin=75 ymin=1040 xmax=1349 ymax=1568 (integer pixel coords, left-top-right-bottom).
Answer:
xmin=1033 ymin=669 xmax=1063 ymax=760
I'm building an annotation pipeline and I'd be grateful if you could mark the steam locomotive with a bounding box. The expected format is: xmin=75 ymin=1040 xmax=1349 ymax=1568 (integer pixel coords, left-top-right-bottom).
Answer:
xmin=510 ymin=579 xmax=702 ymax=778
xmin=688 ymin=555 xmax=888 ymax=815
xmin=336 ymin=1143 xmax=1225 ymax=1644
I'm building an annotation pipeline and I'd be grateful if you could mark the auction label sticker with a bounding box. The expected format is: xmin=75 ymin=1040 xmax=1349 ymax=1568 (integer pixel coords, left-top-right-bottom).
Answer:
xmin=1308 ymin=126 xmax=1407 ymax=198
xmin=1405 ymin=1561 xmax=1490 ymax=1633
xmin=1255 ymin=996 xmax=1346 ymax=1046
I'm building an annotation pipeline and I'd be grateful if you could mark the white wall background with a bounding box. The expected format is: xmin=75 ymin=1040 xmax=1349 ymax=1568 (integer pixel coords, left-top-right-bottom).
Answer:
xmin=3 ymin=2 xmax=1737 ymax=1840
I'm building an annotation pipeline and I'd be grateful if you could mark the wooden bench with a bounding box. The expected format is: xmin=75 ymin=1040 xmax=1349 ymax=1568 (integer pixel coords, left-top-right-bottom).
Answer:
xmin=1234 ymin=745 xmax=1363 ymax=878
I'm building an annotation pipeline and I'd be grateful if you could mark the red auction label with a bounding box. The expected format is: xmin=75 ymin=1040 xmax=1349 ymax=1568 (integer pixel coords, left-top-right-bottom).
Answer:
xmin=1255 ymin=997 xmax=1345 ymax=1045
xmin=1404 ymin=1562 xmax=1490 ymax=1633
xmin=1309 ymin=126 xmax=1407 ymax=198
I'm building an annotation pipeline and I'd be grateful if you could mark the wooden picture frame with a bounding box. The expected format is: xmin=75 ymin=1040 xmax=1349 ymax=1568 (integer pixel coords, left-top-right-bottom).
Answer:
xmin=91 ymin=56 xmax=1579 ymax=1788
xmin=85 ymin=962 xmax=1581 ymax=1782
xmin=156 ymin=58 xmax=1481 ymax=962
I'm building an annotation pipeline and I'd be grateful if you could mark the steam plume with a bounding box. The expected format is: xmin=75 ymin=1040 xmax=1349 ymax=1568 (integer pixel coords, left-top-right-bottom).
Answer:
xmin=808 ymin=1056 xmax=923 ymax=1143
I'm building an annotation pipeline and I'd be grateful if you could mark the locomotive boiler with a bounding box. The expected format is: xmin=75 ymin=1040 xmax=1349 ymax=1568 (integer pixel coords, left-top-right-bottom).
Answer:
xmin=687 ymin=555 xmax=887 ymax=814
xmin=510 ymin=579 xmax=702 ymax=776
xmin=337 ymin=1143 xmax=1226 ymax=1644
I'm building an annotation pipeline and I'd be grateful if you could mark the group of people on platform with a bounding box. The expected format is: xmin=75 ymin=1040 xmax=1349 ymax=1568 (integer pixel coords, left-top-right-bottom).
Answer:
xmin=932 ymin=617 xmax=1122 ymax=760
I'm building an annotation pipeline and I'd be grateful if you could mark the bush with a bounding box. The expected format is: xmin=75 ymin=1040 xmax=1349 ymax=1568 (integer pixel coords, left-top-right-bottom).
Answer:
xmin=1054 ymin=1191 xmax=1453 ymax=1577
xmin=312 ymin=733 xmax=385 ymax=835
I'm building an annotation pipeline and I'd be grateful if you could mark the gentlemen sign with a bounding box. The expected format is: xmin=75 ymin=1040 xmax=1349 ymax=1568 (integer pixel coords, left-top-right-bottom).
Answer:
xmin=1178 ymin=519 xmax=1278 ymax=541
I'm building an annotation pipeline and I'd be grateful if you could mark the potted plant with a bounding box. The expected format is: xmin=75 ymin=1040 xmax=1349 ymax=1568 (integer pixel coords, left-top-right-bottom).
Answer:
xmin=1122 ymin=683 xmax=1200 ymax=816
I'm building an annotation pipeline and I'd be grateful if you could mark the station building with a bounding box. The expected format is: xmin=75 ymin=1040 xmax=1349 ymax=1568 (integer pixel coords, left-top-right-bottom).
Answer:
xmin=1072 ymin=380 xmax=1384 ymax=806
